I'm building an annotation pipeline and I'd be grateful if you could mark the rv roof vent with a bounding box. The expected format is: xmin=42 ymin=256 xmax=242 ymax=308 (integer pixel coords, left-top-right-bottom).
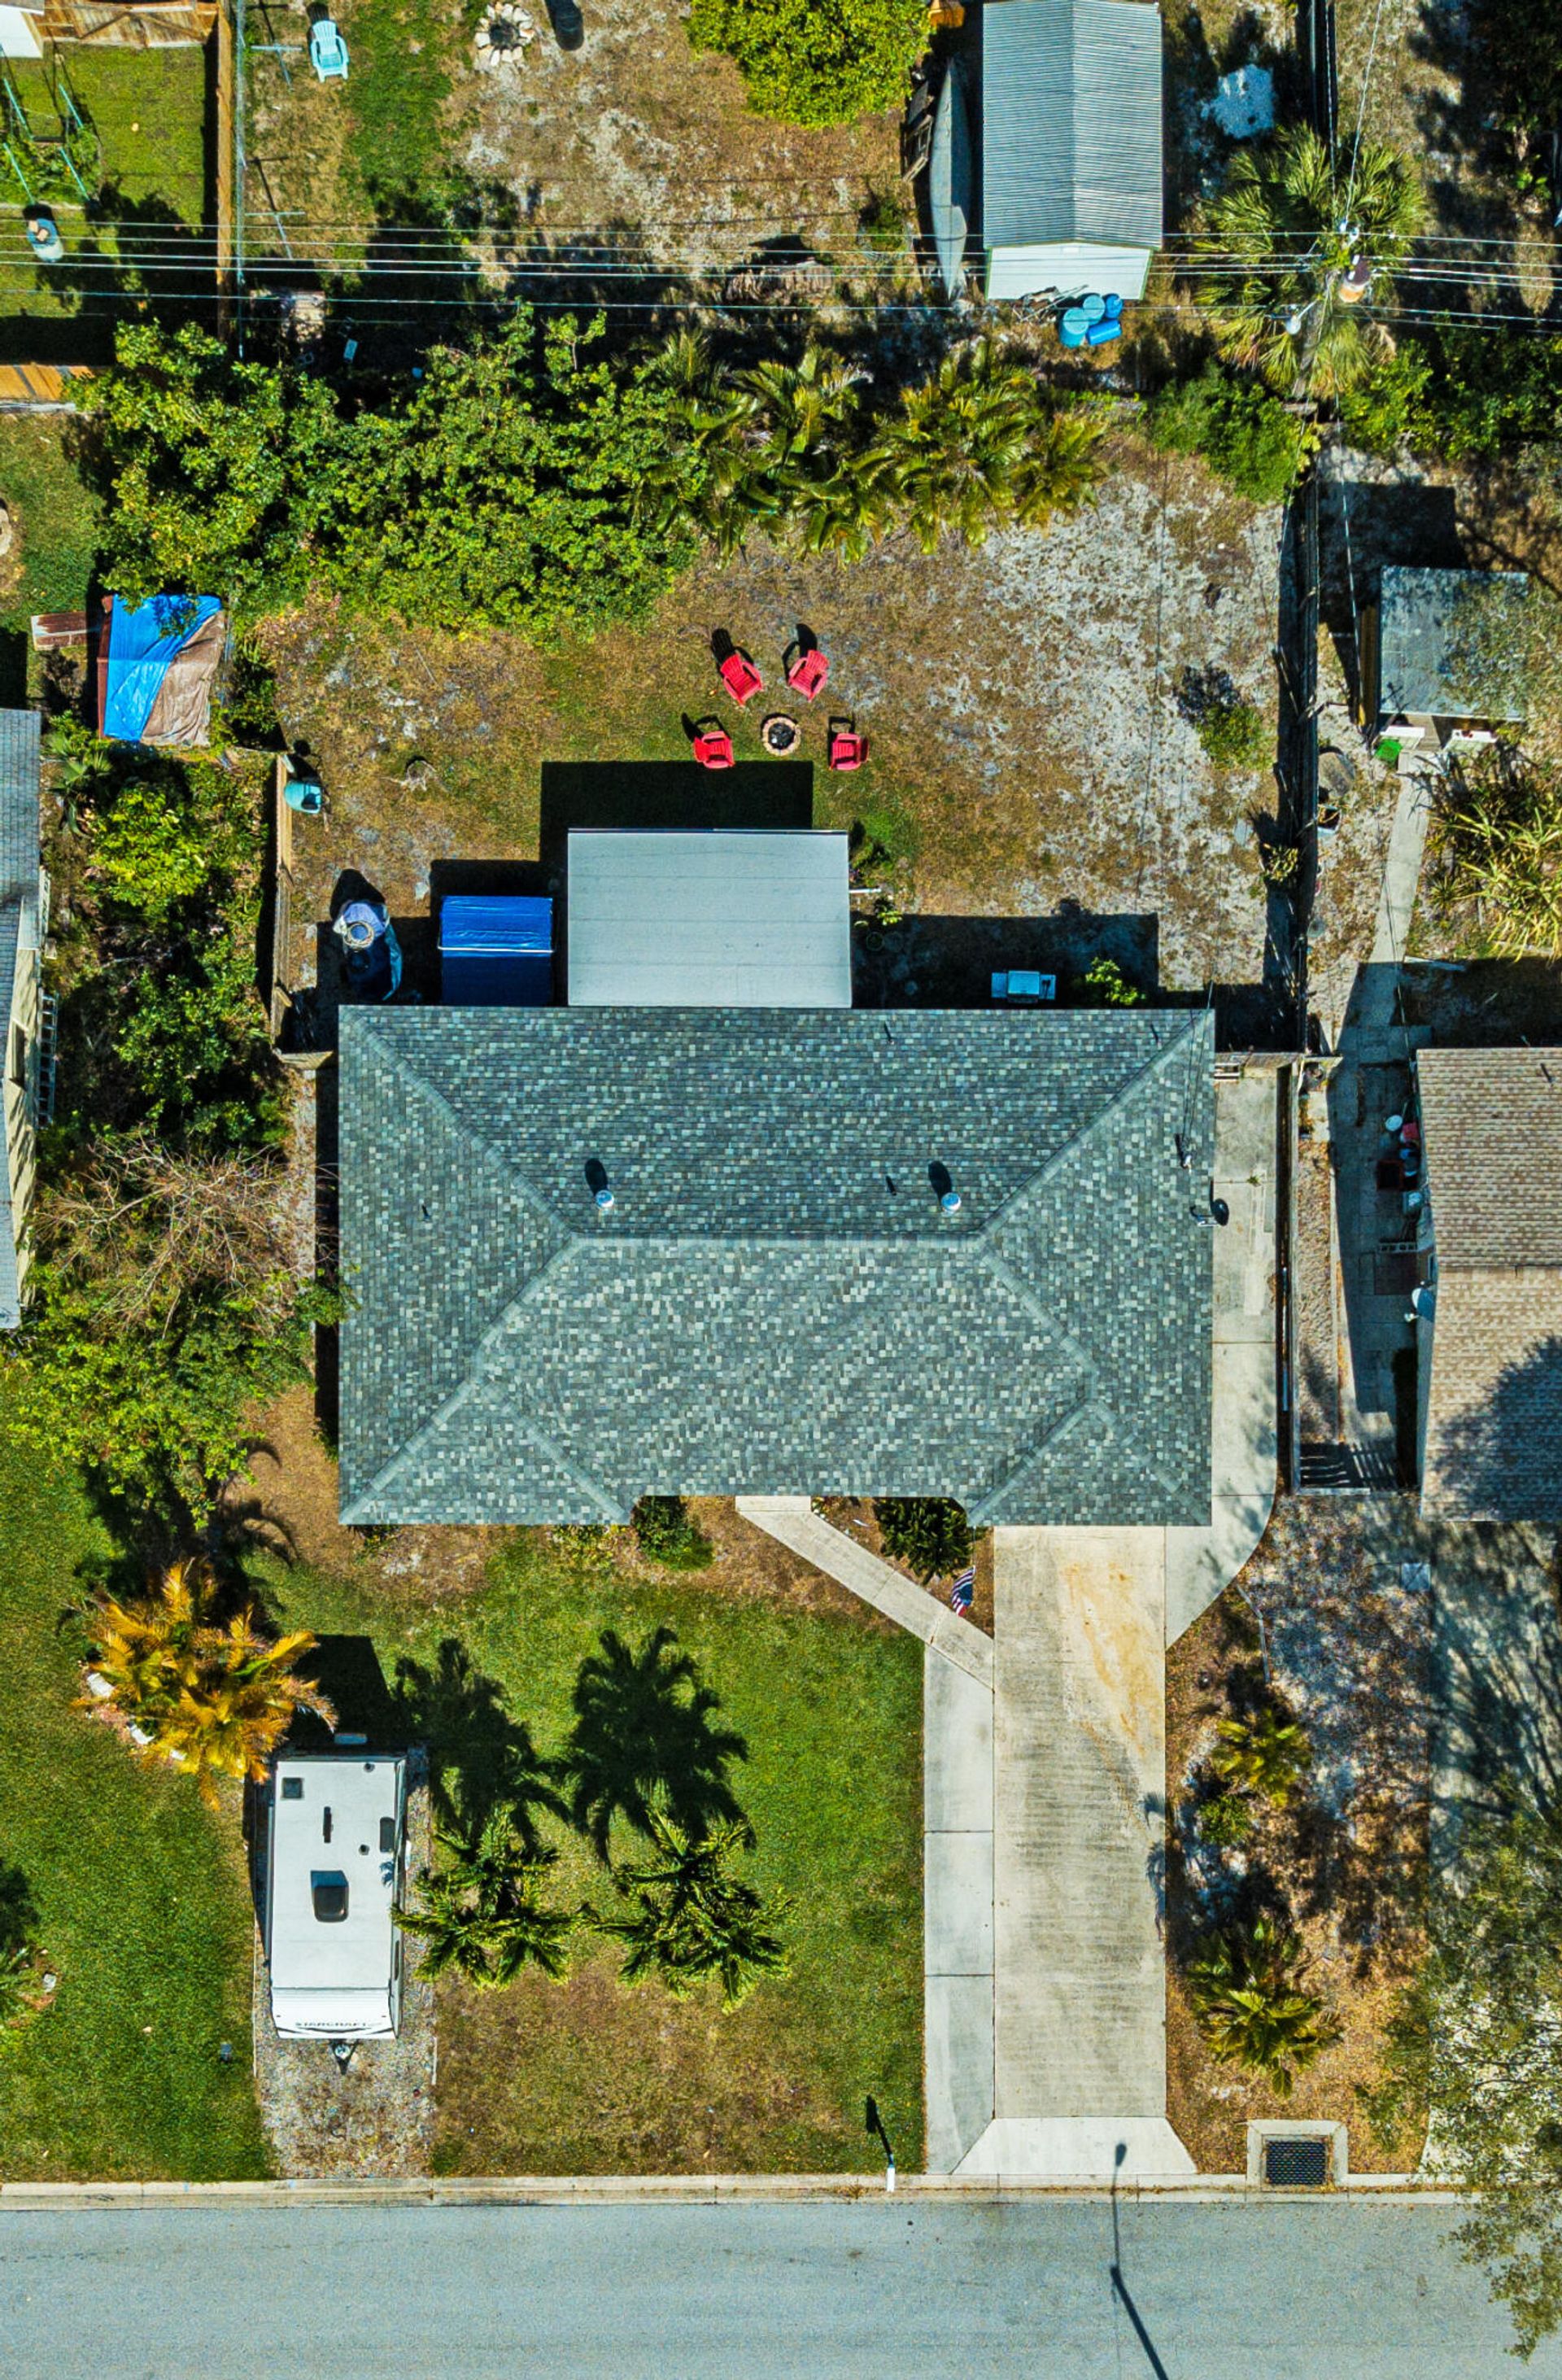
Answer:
xmin=311 ymin=1871 xmax=349 ymax=1924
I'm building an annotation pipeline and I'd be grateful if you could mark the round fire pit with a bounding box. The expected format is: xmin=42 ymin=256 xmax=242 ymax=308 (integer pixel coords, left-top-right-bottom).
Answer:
xmin=761 ymin=713 xmax=801 ymax=757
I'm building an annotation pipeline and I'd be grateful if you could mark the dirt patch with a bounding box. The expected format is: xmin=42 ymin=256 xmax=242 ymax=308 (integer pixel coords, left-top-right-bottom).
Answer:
xmin=263 ymin=432 xmax=1321 ymax=999
xmin=1166 ymin=1495 xmax=1433 ymax=2174
xmin=252 ymin=1774 xmax=437 ymax=2178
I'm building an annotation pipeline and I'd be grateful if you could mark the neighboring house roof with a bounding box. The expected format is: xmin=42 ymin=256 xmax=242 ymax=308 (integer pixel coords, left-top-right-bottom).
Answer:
xmin=566 ymin=831 xmax=852 ymax=1009
xmin=981 ymin=0 xmax=1163 ymax=258
xmin=338 ymin=1007 xmax=1214 ymax=1527
xmin=0 ymin=707 xmax=40 ymax=1334
xmin=1418 ymin=1046 xmax=1562 ymax=1521
xmin=1377 ymin=566 xmax=1528 ymax=724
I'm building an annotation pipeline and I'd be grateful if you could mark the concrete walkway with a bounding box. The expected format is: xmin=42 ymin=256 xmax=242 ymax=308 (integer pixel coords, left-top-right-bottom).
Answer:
xmin=1338 ymin=774 xmax=1432 ymax=1056
xmin=735 ymin=1498 xmax=992 ymax=1684
xmin=1166 ymin=1069 xmax=1279 ymax=1645
xmin=955 ymin=1527 xmax=1194 ymax=2183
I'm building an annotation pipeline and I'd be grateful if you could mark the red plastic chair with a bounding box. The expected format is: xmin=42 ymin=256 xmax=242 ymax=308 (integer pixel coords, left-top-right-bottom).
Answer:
xmin=718 ymin=649 xmax=763 ymax=705
xmin=693 ymin=727 xmax=734 ymax=769
xmin=785 ymin=646 xmax=830 ymax=702
xmin=827 ymin=725 xmax=868 ymax=771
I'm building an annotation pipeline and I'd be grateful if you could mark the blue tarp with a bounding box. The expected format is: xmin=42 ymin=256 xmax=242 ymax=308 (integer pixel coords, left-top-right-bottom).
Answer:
xmin=439 ymin=894 xmax=554 ymax=1007
xmin=103 ymin=595 xmax=223 ymax=744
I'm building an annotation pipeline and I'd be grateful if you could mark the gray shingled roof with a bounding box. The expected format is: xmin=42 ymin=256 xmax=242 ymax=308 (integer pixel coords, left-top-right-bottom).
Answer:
xmin=338 ymin=1007 xmax=1214 ymax=1527
xmin=1418 ymin=1046 xmax=1562 ymax=1521
xmin=0 ymin=709 xmax=39 ymax=1334
xmin=981 ymin=0 xmax=1163 ymax=255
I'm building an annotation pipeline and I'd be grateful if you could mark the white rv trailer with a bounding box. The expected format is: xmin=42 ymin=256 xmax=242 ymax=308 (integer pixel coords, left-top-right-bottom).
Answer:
xmin=264 ymin=1751 xmax=408 ymax=2042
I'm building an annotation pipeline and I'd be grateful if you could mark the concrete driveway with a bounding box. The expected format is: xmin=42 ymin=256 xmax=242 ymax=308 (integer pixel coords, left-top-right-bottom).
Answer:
xmin=956 ymin=1526 xmax=1193 ymax=2182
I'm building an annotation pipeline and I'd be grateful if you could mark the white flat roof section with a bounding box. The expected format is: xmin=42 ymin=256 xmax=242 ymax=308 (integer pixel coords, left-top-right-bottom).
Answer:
xmin=566 ymin=829 xmax=853 ymax=1008
xmin=266 ymin=1754 xmax=405 ymax=2038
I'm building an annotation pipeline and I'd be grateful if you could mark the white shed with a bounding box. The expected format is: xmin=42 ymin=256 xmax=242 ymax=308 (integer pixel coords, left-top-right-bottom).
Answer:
xmin=566 ymin=829 xmax=853 ymax=1008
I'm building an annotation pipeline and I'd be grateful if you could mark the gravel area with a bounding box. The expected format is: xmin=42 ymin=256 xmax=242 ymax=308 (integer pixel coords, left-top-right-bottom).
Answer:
xmin=253 ymin=1771 xmax=437 ymax=2181
xmin=1294 ymin=1081 xmax=1339 ymax=1445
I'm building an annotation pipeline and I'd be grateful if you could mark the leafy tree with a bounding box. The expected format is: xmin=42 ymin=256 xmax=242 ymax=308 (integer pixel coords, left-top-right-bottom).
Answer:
xmin=313 ymin=310 xmax=700 ymax=640
xmin=630 ymin=1495 xmax=714 ymax=1572
xmin=873 ymin=1497 xmax=979 ymax=1581
xmin=1186 ymin=1913 xmax=1339 ymax=2093
xmin=687 ymin=0 xmax=925 ymax=127
xmin=565 ymin=1624 xmax=748 ymax=1860
xmin=399 ymin=1809 xmax=576 ymax=1989
xmin=85 ymin=1557 xmax=334 ymax=1801
xmin=1147 ymin=364 xmax=1314 ymax=504
xmin=1073 ymin=956 xmax=1145 ymax=1008
xmin=1363 ymin=1804 xmax=1562 ymax=2359
xmin=83 ymin=321 xmax=331 ymax=610
xmin=870 ymin=338 xmax=1105 ymax=553
xmin=1210 ymin=1705 xmax=1312 ymax=1806
xmin=593 ymin=1812 xmax=789 ymax=2010
xmin=1193 ymin=128 xmax=1423 ymax=398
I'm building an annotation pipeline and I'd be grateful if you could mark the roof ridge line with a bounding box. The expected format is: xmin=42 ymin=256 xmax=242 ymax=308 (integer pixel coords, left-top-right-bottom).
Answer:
xmin=351 ymin=1024 xmax=571 ymax=1244
xmin=966 ymin=1395 xmax=1108 ymax=1525
xmin=980 ymin=1011 xmax=1210 ymax=1234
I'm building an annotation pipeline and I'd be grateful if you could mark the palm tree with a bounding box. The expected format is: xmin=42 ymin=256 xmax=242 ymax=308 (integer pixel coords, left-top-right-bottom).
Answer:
xmin=871 ymin=339 xmax=1104 ymax=553
xmin=1194 ymin=127 xmax=1423 ymax=399
xmin=565 ymin=1624 xmax=748 ymax=1861
xmin=1210 ymin=1705 xmax=1312 ymax=1806
xmin=398 ymin=1809 xmax=575 ymax=1988
xmin=1186 ymin=1915 xmax=1340 ymax=2094
xmin=593 ymin=1812 xmax=789 ymax=2011
xmin=85 ymin=1560 xmax=334 ymax=1803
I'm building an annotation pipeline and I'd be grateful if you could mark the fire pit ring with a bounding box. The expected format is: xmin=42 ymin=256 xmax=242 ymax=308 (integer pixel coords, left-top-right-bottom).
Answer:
xmin=761 ymin=712 xmax=801 ymax=757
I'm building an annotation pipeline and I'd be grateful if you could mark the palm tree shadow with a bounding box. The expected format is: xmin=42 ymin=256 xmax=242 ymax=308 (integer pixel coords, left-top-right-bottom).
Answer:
xmin=391 ymin=1638 xmax=566 ymax=1851
xmin=0 ymin=1859 xmax=37 ymax=1956
xmin=565 ymin=1623 xmax=749 ymax=1863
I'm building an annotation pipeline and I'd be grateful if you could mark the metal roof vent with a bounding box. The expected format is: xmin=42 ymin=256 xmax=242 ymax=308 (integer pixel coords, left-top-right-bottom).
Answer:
xmin=585 ymin=1157 xmax=613 ymax=1212
xmin=930 ymin=1161 xmax=960 ymax=1213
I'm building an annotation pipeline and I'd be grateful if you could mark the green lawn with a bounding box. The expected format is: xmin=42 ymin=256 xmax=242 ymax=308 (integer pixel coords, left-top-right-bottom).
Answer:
xmin=0 ymin=413 xmax=99 ymax=629
xmin=0 ymin=1415 xmax=268 ymax=2179
xmin=256 ymin=1533 xmax=926 ymax=2173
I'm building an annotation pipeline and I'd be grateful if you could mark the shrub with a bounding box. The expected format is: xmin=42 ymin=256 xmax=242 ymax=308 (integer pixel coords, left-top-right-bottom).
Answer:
xmin=1197 ymin=698 xmax=1269 ymax=771
xmin=686 ymin=0 xmax=926 ymax=126
xmin=1148 ymin=365 xmax=1311 ymax=504
xmin=1073 ymin=956 xmax=1145 ymax=1008
xmin=1199 ymin=1792 xmax=1255 ymax=1848
xmin=1210 ymin=1705 xmax=1312 ymax=1806
xmin=873 ymin=1497 xmax=979 ymax=1580
xmin=1187 ymin=1914 xmax=1339 ymax=2094
xmin=631 ymin=1496 xmax=716 ymax=1571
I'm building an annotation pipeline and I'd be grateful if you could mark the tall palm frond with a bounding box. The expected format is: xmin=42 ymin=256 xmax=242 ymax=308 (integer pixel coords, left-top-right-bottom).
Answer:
xmin=1186 ymin=1915 xmax=1340 ymax=2094
xmin=872 ymin=339 xmax=1102 ymax=552
xmin=1194 ymin=127 xmax=1423 ymax=398
xmin=591 ymin=1812 xmax=789 ymax=2011
xmin=398 ymin=1810 xmax=575 ymax=1988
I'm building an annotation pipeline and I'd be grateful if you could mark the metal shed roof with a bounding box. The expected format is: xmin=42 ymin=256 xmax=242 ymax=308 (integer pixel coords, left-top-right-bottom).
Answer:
xmin=1377 ymin=566 xmax=1529 ymax=723
xmin=566 ymin=829 xmax=852 ymax=1008
xmin=981 ymin=0 xmax=1163 ymax=255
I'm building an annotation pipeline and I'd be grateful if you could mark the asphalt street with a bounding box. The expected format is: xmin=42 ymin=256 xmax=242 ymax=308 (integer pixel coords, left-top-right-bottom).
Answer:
xmin=0 ymin=2196 xmax=1552 ymax=2378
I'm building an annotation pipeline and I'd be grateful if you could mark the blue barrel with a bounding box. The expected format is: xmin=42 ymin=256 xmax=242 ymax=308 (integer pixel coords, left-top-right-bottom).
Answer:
xmin=1103 ymin=292 xmax=1124 ymax=320
xmin=1079 ymin=292 xmax=1106 ymax=324
xmin=1085 ymin=317 xmax=1122 ymax=347
xmin=1059 ymin=307 xmax=1089 ymax=348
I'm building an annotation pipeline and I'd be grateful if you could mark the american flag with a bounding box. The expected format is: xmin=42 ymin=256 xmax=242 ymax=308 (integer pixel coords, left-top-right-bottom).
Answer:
xmin=949 ymin=1566 xmax=975 ymax=1614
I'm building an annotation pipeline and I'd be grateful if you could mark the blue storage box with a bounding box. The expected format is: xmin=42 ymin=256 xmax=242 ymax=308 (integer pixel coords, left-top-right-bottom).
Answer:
xmin=439 ymin=894 xmax=554 ymax=1006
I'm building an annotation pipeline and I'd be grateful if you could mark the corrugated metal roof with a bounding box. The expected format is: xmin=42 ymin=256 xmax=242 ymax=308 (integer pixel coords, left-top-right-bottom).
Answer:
xmin=982 ymin=0 xmax=1163 ymax=256
xmin=566 ymin=830 xmax=852 ymax=1008
xmin=1378 ymin=566 xmax=1528 ymax=723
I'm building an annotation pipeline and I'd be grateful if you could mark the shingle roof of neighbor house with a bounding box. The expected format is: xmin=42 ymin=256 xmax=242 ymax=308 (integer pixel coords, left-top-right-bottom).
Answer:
xmin=337 ymin=1007 xmax=1215 ymax=1527
xmin=0 ymin=707 xmax=40 ymax=1333
xmin=1418 ymin=1046 xmax=1562 ymax=1521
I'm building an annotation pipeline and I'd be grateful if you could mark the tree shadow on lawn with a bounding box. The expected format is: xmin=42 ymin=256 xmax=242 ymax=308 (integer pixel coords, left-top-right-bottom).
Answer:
xmin=391 ymin=1638 xmax=567 ymax=1852
xmin=565 ymin=1623 xmax=750 ymax=1863
xmin=0 ymin=1858 xmax=38 ymax=1958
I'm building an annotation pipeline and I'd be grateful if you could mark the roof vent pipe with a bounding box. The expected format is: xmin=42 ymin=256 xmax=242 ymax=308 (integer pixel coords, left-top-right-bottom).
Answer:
xmin=929 ymin=1160 xmax=960 ymax=1214
xmin=584 ymin=1156 xmax=613 ymax=1212
xmin=940 ymin=1190 xmax=962 ymax=1214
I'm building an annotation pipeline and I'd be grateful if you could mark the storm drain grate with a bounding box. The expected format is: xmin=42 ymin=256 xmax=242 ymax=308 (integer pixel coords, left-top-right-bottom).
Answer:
xmin=1263 ymin=2136 xmax=1330 ymax=2187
